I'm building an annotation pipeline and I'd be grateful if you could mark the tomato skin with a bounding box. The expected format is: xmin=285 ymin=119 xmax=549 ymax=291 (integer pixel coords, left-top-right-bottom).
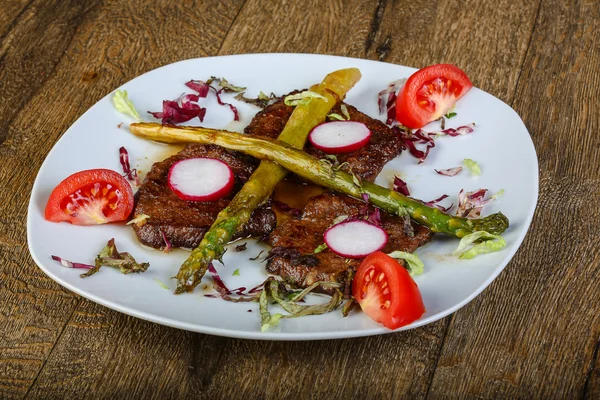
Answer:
xmin=396 ymin=64 xmax=473 ymax=129
xmin=45 ymin=169 xmax=134 ymax=225
xmin=352 ymin=252 xmax=425 ymax=329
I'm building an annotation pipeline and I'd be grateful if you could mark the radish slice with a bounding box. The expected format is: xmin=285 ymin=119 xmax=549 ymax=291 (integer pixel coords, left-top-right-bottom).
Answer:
xmin=309 ymin=121 xmax=371 ymax=154
xmin=324 ymin=220 xmax=388 ymax=258
xmin=168 ymin=157 xmax=234 ymax=201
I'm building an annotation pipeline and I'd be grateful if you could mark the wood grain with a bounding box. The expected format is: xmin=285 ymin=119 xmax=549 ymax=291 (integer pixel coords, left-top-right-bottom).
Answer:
xmin=427 ymin=0 xmax=600 ymax=397
xmin=0 ymin=0 xmax=243 ymax=398
xmin=0 ymin=0 xmax=598 ymax=398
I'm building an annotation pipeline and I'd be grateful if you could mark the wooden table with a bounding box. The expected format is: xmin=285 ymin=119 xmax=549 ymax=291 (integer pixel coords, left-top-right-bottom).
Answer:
xmin=1 ymin=0 xmax=599 ymax=398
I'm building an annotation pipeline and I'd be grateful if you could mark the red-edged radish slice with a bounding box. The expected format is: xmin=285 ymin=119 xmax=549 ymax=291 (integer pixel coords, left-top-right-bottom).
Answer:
xmin=168 ymin=157 xmax=234 ymax=201
xmin=309 ymin=121 xmax=371 ymax=154
xmin=324 ymin=220 xmax=388 ymax=258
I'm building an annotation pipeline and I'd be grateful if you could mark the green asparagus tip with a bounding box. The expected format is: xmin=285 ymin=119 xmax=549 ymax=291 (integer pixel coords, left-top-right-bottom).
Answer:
xmin=471 ymin=212 xmax=510 ymax=235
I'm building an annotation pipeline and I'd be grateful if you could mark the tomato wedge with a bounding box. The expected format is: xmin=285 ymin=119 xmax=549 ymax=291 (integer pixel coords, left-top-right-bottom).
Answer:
xmin=396 ymin=64 xmax=473 ymax=129
xmin=45 ymin=169 xmax=134 ymax=225
xmin=352 ymin=252 xmax=425 ymax=329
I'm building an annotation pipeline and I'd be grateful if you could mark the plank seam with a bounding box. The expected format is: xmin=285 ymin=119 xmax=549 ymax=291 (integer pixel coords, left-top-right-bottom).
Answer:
xmin=583 ymin=332 xmax=600 ymax=398
xmin=364 ymin=0 xmax=387 ymax=52
xmin=215 ymin=0 xmax=249 ymax=56
xmin=509 ymin=0 xmax=543 ymax=106
xmin=22 ymin=299 xmax=81 ymax=399
xmin=423 ymin=315 xmax=453 ymax=399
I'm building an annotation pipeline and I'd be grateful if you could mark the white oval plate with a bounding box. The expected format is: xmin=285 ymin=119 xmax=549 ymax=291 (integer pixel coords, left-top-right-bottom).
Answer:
xmin=27 ymin=54 xmax=538 ymax=340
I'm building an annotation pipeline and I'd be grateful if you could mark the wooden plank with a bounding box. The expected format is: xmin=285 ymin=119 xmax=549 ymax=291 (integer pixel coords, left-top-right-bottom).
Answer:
xmin=0 ymin=0 xmax=32 ymax=39
xmin=20 ymin=1 xmax=544 ymax=399
xmin=428 ymin=0 xmax=600 ymax=397
xmin=0 ymin=0 xmax=244 ymax=398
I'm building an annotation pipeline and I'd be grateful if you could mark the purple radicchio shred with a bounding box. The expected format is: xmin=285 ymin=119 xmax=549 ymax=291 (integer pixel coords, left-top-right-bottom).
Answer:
xmin=393 ymin=126 xmax=436 ymax=164
xmin=119 ymin=147 xmax=140 ymax=186
xmin=394 ymin=124 xmax=476 ymax=164
xmin=425 ymin=194 xmax=453 ymax=213
xmin=273 ymin=200 xmax=302 ymax=217
xmin=393 ymin=175 xmax=410 ymax=195
xmin=185 ymin=80 xmax=211 ymax=97
xmin=342 ymin=193 xmax=381 ymax=227
xmin=159 ymin=229 xmax=172 ymax=253
xmin=456 ymin=189 xmax=495 ymax=219
xmin=429 ymin=123 xmax=476 ymax=137
xmin=148 ymin=93 xmax=206 ymax=125
xmin=213 ymin=87 xmax=240 ymax=121
xmin=51 ymin=255 xmax=94 ymax=269
xmin=435 ymin=166 xmax=463 ymax=177
xmin=186 ymin=77 xmax=243 ymax=121
xmin=378 ymin=78 xmax=406 ymax=126
xmin=205 ymin=263 xmax=263 ymax=302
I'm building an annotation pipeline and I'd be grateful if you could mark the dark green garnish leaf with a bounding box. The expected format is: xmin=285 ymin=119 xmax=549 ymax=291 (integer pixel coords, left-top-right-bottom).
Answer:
xmin=234 ymin=91 xmax=277 ymax=108
xmin=207 ymin=77 xmax=246 ymax=93
xmin=445 ymin=112 xmax=457 ymax=119
xmin=235 ymin=242 xmax=248 ymax=252
xmin=80 ymin=238 xmax=149 ymax=278
xmin=259 ymin=278 xmax=343 ymax=331
xmin=249 ymin=250 xmax=264 ymax=261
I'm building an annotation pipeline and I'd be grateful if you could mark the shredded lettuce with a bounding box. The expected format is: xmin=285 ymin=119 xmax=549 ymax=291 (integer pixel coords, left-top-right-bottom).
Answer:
xmin=232 ymin=268 xmax=240 ymax=276
xmin=341 ymin=104 xmax=350 ymax=120
xmin=112 ymin=90 xmax=141 ymax=120
xmin=154 ymin=278 xmax=169 ymax=290
xmin=388 ymin=251 xmax=425 ymax=275
xmin=126 ymin=214 xmax=150 ymax=226
xmin=463 ymin=158 xmax=481 ymax=176
xmin=327 ymin=113 xmax=345 ymax=121
xmin=453 ymin=231 xmax=506 ymax=259
xmin=284 ymin=90 xmax=327 ymax=107
xmin=313 ymin=243 xmax=328 ymax=253
xmin=489 ymin=188 xmax=505 ymax=200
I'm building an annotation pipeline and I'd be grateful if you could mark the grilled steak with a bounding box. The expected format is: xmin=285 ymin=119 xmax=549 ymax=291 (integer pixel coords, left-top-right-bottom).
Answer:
xmin=245 ymin=96 xmax=404 ymax=181
xmin=267 ymin=193 xmax=433 ymax=292
xmin=132 ymin=144 xmax=276 ymax=249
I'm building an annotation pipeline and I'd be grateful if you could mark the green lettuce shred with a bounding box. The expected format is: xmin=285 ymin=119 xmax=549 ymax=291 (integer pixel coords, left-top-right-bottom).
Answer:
xmin=453 ymin=231 xmax=506 ymax=259
xmin=112 ymin=90 xmax=141 ymax=121
xmin=327 ymin=113 xmax=345 ymax=121
xmin=463 ymin=158 xmax=481 ymax=176
xmin=313 ymin=243 xmax=328 ymax=253
xmin=284 ymin=90 xmax=327 ymax=107
xmin=489 ymin=188 xmax=505 ymax=200
xmin=232 ymin=268 xmax=240 ymax=276
xmin=154 ymin=278 xmax=169 ymax=290
xmin=387 ymin=251 xmax=425 ymax=275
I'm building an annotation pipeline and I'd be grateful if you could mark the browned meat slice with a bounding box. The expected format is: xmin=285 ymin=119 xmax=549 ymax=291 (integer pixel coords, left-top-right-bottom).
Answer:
xmin=267 ymin=193 xmax=433 ymax=291
xmin=132 ymin=144 xmax=276 ymax=249
xmin=245 ymin=97 xmax=403 ymax=182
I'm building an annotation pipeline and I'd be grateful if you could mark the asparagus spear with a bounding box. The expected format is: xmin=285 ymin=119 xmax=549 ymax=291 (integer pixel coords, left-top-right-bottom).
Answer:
xmin=169 ymin=68 xmax=362 ymax=293
xmin=130 ymin=122 xmax=509 ymax=237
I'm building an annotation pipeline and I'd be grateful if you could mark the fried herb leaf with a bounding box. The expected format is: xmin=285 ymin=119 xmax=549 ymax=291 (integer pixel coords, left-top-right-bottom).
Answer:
xmin=259 ymin=278 xmax=343 ymax=331
xmin=80 ymin=238 xmax=149 ymax=278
